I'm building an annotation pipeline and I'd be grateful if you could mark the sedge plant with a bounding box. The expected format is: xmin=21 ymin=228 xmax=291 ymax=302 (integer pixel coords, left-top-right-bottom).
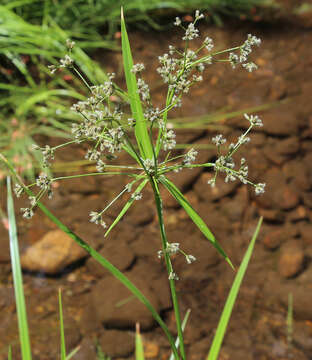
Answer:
xmin=3 ymin=9 xmax=266 ymax=360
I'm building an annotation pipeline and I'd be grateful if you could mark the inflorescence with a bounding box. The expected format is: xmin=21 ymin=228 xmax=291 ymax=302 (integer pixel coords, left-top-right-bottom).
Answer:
xmin=15 ymin=10 xmax=265 ymax=279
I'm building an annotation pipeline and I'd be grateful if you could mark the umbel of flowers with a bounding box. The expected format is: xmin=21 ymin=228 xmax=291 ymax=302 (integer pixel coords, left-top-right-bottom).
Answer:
xmin=16 ymin=10 xmax=264 ymax=278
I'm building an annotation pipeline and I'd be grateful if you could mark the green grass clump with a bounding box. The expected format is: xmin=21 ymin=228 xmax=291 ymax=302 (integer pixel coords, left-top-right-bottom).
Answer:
xmin=4 ymin=0 xmax=265 ymax=35
xmin=0 ymin=4 xmax=118 ymax=180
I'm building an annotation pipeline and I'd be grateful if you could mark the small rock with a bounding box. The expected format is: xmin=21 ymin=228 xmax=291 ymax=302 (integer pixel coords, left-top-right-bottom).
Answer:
xmin=292 ymin=321 xmax=312 ymax=352
xmin=264 ymin=137 xmax=300 ymax=165
xmin=91 ymin=271 xmax=162 ymax=330
xmin=86 ymin=239 xmax=135 ymax=277
xmin=194 ymin=172 xmax=239 ymax=202
xmin=303 ymin=192 xmax=312 ymax=208
xmin=275 ymin=185 xmax=300 ymax=210
xmin=126 ymin=188 xmax=155 ymax=225
xmin=250 ymin=132 xmax=266 ymax=147
xmin=269 ymin=76 xmax=287 ymax=100
xmin=219 ymin=186 xmax=248 ymax=222
xmin=144 ymin=341 xmax=159 ymax=358
xmin=278 ymin=240 xmax=304 ymax=278
xmin=21 ymin=230 xmax=86 ymax=274
xmin=263 ymin=228 xmax=285 ymax=250
xmin=287 ymin=206 xmax=308 ymax=222
xmin=73 ymin=338 xmax=97 ymax=360
xmin=264 ymin=266 xmax=312 ymax=320
xmin=263 ymin=109 xmax=299 ymax=136
xmin=299 ymin=223 xmax=312 ymax=246
xmin=283 ymin=160 xmax=310 ymax=191
xmin=258 ymin=208 xmax=285 ymax=223
xmin=254 ymin=168 xmax=286 ymax=209
xmin=99 ymin=329 xmax=134 ymax=358
xmin=275 ymin=136 xmax=300 ymax=156
xmin=245 ymin=147 xmax=270 ymax=179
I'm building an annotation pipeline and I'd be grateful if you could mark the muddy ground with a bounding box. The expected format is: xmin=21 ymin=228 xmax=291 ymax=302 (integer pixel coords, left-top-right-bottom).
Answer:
xmin=1 ymin=6 xmax=312 ymax=360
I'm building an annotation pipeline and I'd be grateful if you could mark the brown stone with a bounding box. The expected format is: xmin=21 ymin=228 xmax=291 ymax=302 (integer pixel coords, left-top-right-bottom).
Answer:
xmin=275 ymin=136 xmax=300 ymax=156
xmin=303 ymin=192 xmax=312 ymax=208
xmin=258 ymin=208 xmax=285 ymax=223
xmin=72 ymin=338 xmax=97 ymax=360
xmin=299 ymin=223 xmax=312 ymax=246
xmin=263 ymin=109 xmax=299 ymax=136
xmin=277 ymin=185 xmax=300 ymax=210
xmin=263 ymin=228 xmax=284 ymax=250
xmin=283 ymin=160 xmax=310 ymax=192
xmin=85 ymin=239 xmax=135 ymax=278
xmin=144 ymin=341 xmax=159 ymax=358
xmin=263 ymin=267 xmax=312 ymax=320
xmin=21 ymin=229 xmax=86 ymax=274
xmin=254 ymin=168 xmax=286 ymax=209
xmin=99 ymin=329 xmax=134 ymax=358
xmin=278 ymin=240 xmax=304 ymax=278
xmin=126 ymin=188 xmax=155 ymax=225
xmin=292 ymin=321 xmax=312 ymax=352
xmin=269 ymin=75 xmax=287 ymax=100
xmin=91 ymin=259 xmax=171 ymax=330
xmin=194 ymin=172 xmax=239 ymax=202
xmin=286 ymin=206 xmax=308 ymax=222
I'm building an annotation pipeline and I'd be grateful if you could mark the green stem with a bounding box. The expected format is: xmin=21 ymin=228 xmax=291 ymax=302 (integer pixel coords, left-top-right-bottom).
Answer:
xmin=151 ymin=177 xmax=185 ymax=360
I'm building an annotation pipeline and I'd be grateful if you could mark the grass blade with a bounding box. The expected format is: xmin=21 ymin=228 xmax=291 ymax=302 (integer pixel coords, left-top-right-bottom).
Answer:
xmin=105 ymin=179 xmax=148 ymax=237
xmin=287 ymin=292 xmax=293 ymax=349
xmin=135 ymin=323 xmax=145 ymax=360
xmin=160 ymin=176 xmax=233 ymax=269
xmin=169 ymin=309 xmax=191 ymax=360
xmin=59 ymin=288 xmax=66 ymax=360
xmin=65 ymin=345 xmax=81 ymax=360
xmin=8 ymin=346 xmax=12 ymax=360
xmin=206 ymin=217 xmax=263 ymax=360
xmin=121 ymin=7 xmax=153 ymax=160
xmin=6 ymin=176 xmax=32 ymax=360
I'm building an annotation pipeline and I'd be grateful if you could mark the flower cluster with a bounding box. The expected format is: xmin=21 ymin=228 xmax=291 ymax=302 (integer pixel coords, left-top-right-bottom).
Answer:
xmin=158 ymin=242 xmax=197 ymax=279
xmin=89 ymin=211 xmax=107 ymax=229
xmin=209 ymin=113 xmax=265 ymax=195
xmin=32 ymin=144 xmax=55 ymax=168
xmin=182 ymin=148 xmax=198 ymax=166
xmin=229 ymin=34 xmax=261 ymax=72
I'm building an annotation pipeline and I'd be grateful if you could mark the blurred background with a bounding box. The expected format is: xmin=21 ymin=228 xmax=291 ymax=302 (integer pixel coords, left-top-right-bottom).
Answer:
xmin=1 ymin=0 xmax=312 ymax=359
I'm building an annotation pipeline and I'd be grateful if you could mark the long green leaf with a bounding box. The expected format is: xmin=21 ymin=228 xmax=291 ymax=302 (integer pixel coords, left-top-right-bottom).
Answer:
xmin=169 ymin=309 xmax=191 ymax=360
xmin=59 ymin=289 xmax=66 ymax=360
xmin=160 ymin=176 xmax=234 ymax=269
xmin=65 ymin=346 xmax=81 ymax=360
xmin=135 ymin=323 xmax=145 ymax=360
xmin=8 ymin=346 xmax=12 ymax=360
xmin=207 ymin=217 xmax=263 ymax=360
xmin=6 ymin=176 xmax=32 ymax=360
xmin=121 ymin=7 xmax=153 ymax=160
xmin=105 ymin=179 xmax=148 ymax=237
xmin=1 ymin=155 xmax=179 ymax=360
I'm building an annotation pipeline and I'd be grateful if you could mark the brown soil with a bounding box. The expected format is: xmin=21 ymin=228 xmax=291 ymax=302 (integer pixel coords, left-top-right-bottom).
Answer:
xmin=1 ymin=6 xmax=312 ymax=360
